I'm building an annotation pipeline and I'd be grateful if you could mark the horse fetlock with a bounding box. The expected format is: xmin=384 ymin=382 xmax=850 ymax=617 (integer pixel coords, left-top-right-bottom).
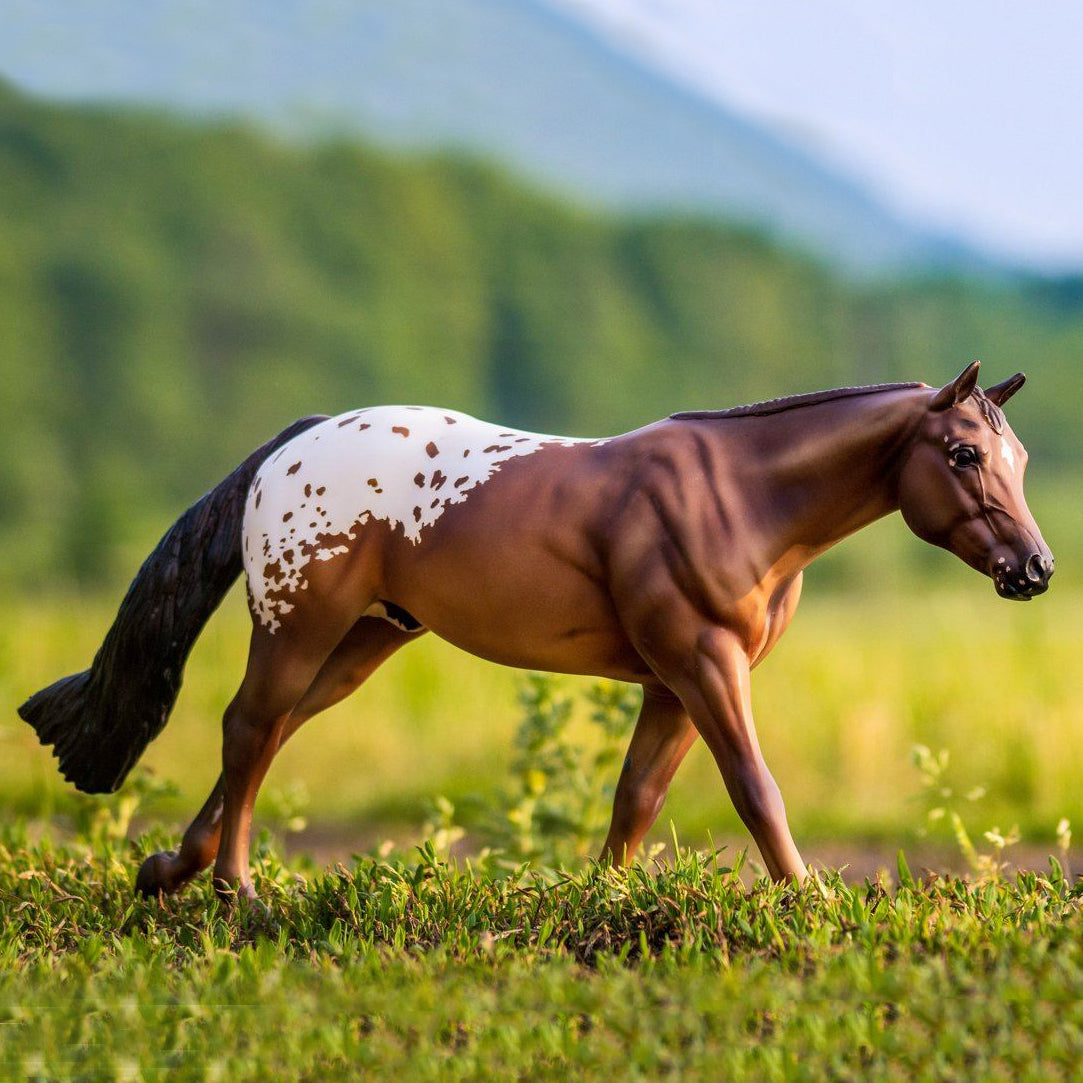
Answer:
xmin=134 ymin=850 xmax=193 ymax=897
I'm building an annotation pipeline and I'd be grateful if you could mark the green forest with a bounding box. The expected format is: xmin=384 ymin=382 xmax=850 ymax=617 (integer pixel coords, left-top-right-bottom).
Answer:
xmin=2 ymin=78 xmax=1082 ymax=589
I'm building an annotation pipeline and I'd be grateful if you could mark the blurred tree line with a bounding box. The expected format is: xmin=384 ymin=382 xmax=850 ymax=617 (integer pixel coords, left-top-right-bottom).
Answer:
xmin=1 ymin=79 xmax=1081 ymax=589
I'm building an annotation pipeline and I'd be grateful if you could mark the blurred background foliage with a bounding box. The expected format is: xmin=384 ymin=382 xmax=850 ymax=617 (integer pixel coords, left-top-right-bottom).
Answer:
xmin=3 ymin=73 xmax=1083 ymax=851
xmin=2 ymin=77 xmax=1081 ymax=593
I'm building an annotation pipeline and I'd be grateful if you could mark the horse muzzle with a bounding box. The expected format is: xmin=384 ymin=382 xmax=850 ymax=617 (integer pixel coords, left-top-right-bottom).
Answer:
xmin=993 ymin=551 xmax=1055 ymax=600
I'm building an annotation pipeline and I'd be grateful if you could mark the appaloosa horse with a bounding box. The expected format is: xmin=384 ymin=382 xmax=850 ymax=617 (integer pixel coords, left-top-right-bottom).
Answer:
xmin=20 ymin=361 xmax=1052 ymax=902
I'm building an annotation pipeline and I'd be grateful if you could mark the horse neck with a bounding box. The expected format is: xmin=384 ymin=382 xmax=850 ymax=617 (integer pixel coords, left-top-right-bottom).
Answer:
xmin=735 ymin=388 xmax=929 ymax=563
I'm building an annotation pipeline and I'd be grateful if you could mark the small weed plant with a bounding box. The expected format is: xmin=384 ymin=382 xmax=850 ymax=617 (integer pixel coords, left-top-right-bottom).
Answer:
xmin=910 ymin=742 xmax=1070 ymax=881
xmin=425 ymin=674 xmax=640 ymax=870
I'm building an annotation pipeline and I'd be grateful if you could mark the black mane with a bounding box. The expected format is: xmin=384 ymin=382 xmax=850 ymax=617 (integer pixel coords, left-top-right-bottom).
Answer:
xmin=671 ymin=382 xmax=926 ymax=421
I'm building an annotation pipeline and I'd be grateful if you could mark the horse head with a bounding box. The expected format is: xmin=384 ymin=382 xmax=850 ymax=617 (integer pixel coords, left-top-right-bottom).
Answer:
xmin=897 ymin=361 xmax=1054 ymax=600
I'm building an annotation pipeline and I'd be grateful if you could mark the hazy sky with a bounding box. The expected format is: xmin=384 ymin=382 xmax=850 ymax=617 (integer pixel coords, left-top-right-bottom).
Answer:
xmin=552 ymin=0 xmax=1083 ymax=267
xmin=3 ymin=1 xmax=1080 ymax=268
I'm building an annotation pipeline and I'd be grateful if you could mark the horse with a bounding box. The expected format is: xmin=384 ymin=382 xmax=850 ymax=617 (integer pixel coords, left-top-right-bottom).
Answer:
xmin=19 ymin=361 xmax=1053 ymax=903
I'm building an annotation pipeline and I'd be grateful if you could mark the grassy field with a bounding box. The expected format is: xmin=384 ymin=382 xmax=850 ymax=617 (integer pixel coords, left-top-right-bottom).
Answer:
xmin=1 ymin=822 xmax=1081 ymax=1081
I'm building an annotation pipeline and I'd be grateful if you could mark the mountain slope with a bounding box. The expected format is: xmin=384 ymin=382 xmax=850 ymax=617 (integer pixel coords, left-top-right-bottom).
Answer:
xmin=0 ymin=81 xmax=1080 ymax=588
xmin=1 ymin=0 xmax=974 ymax=272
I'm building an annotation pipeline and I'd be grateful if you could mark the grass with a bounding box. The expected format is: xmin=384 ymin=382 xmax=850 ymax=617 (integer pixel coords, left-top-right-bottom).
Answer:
xmin=0 ymin=823 xmax=1081 ymax=1081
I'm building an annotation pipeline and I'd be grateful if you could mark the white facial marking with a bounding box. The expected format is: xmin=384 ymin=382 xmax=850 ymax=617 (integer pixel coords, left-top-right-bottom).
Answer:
xmin=243 ymin=406 xmax=604 ymax=631
xmin=1000 ymin=437 xmax=1016 ymax=473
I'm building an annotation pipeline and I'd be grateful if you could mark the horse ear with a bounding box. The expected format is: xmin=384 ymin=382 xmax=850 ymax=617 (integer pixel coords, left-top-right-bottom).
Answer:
xmin=984 ymin=371 xmax=1026 ymax=407
xmin=931 ymin=360 xmax=981 ymax=411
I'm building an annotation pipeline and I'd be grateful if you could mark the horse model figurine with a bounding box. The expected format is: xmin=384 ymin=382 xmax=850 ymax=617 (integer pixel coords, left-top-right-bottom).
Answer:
xmin=19 ymin=361 xmax=1053 ymax=903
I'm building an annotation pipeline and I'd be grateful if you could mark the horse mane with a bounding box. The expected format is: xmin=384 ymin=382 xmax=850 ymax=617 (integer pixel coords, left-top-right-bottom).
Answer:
xmin=670 ymin=382 xmax=926 ymax=421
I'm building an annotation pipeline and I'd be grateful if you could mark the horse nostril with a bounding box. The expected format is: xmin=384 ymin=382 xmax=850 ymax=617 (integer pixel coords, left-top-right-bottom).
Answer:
xmin=1026 ymin=554 xmax=1048 ymax=584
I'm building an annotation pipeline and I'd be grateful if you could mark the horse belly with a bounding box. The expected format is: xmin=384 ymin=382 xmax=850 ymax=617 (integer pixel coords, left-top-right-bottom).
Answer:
xmin=382 ymin=490 xmax=649 ymax=681
xmin=405 ymin=570 xmax=647 ymax=681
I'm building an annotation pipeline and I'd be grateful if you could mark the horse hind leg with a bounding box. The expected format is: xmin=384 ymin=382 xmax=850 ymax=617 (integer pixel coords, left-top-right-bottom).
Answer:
xmin=137 ymin=627 xmax=319 ymax=902
xmin=135 ymin=776 xmax=226 ymax=897
xmin=136 ymin=617 xmax=418 ymax=899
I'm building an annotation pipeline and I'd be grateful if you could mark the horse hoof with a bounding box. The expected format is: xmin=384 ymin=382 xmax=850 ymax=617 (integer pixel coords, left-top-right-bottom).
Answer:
xmin=135 ymin=850 xmax=184 ymax=897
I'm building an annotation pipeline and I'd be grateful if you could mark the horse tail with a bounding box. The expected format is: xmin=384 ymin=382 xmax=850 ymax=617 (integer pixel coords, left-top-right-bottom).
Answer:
xmin=18 ymin=414 xmax=328 ymax=794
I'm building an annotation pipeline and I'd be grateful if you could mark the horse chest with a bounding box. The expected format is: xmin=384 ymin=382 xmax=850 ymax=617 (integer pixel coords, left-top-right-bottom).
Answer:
xmin=749 ymin=573 xmax=804 ymax=667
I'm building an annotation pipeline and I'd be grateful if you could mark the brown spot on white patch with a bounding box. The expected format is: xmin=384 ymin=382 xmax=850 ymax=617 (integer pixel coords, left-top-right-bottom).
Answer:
xmin=445 ymin=416 xmax=457 ymax=424
xmin=392 ymin=426 xmax=410 ymax=438
xmin=316 ymin=486 xmax=326 ymax=495
xmin=283 ymin=549 xmax=294 ymax=564
xmin=337 ymin=415 xmax=361 ymax=427
xmin=287 ymin=461 xmax=302 ymax=475
xmin=304 ymin=484 xmax=312 ymax=497
xmin=358 ymin=423 xmax=370 ymax=431
xmin=430 ymin=498 xmax=440 ymax=509
xmin=367 ymin=478 xmax=379 ymax=487
xmin=484 ymin=444 xmax=512 ymax=453
xmin=413 ymin=506 xmax=422 ymax=522
xmin=430 ymin=470 xmax=447 ymax=490
xmin=255 ymin=491 xmax=262 ymax=508
xmin=414 ymin=472 xmax=425 ymax=487
xmin=425 ymin=441 xmax=439 ymax=458
xmin=454 ymin=475 xmax=470 ymax=487
xmin=282 ymin=511 xmax=293 ymax=522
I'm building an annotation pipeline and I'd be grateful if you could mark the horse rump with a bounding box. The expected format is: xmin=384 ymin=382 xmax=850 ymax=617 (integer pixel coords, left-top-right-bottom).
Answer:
xmin=18 ymin=414 xmax=327 ymax=794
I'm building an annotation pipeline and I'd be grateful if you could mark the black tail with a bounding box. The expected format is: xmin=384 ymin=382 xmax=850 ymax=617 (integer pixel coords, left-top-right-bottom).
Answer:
xmin=18 ymin=415 xmax=328 ymax=793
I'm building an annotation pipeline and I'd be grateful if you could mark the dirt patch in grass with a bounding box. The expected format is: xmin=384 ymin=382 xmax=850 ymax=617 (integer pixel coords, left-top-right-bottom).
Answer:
xmin=282 ymin=824 xmax=1079 ymax=884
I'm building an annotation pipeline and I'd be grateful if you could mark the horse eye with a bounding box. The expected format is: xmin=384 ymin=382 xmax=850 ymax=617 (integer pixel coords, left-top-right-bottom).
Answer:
xmin=950 ymin=447 xmax=978 ymax=469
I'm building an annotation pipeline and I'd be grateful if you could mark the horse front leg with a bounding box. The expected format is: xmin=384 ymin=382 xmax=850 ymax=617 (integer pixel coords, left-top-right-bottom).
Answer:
xmin=648 ymin=624 xmax=807 ymax=883
xmin=687 ymin=628 xmax=806 ymax=882
xmin=600 ymin=686 xmax=696 ymax=865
